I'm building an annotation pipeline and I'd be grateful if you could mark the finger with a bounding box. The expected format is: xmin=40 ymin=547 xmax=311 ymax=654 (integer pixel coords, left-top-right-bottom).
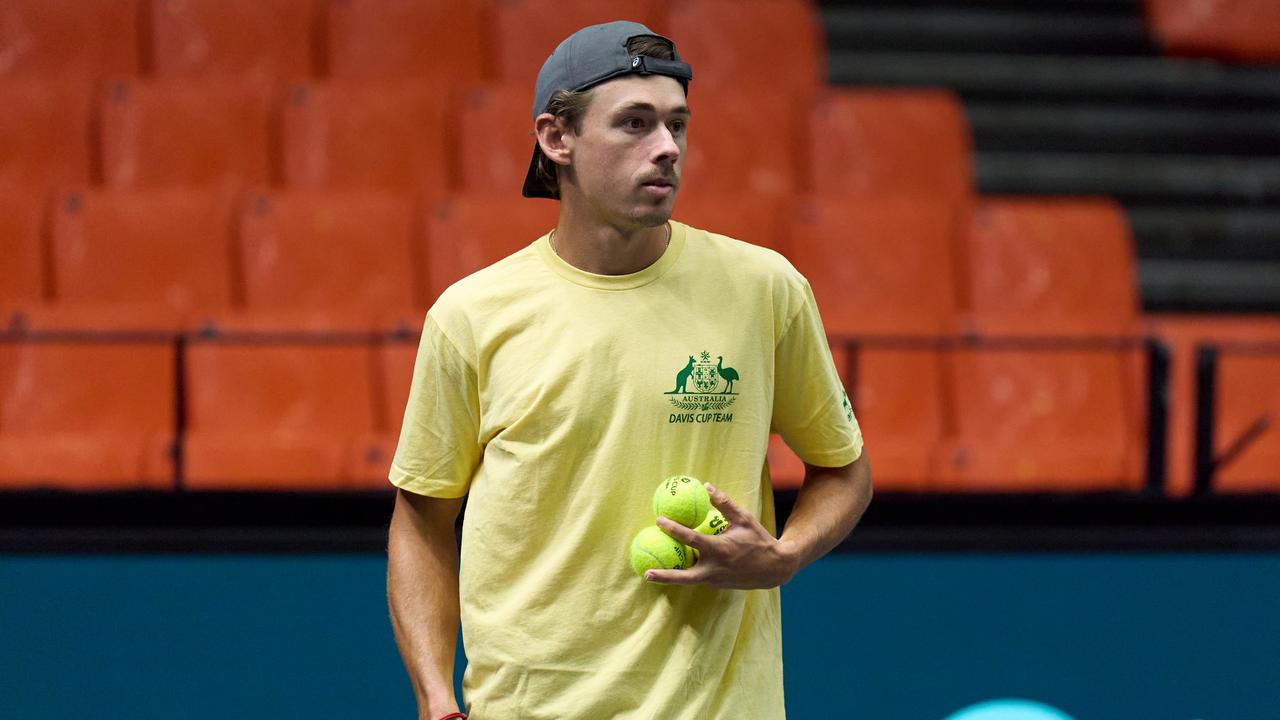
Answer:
xmin=645 ymin=565 xmax=708 ymax=586
xmin=655 ymin=516 xmax=711 ymax=551
xmin=705 ymin=483 xmax=753 ymax=526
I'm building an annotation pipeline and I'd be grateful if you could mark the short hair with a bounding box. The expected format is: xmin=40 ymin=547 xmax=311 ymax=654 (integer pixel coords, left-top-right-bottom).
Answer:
xmin=532 ymin=35 xmax=679 ymax=199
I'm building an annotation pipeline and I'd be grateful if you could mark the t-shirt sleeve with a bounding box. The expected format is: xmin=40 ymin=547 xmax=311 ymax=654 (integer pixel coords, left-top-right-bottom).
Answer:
xmin=771 ymin=278 xmax=864 ymax=468
xmin=388 ymin=313 xmax=482 ymax=498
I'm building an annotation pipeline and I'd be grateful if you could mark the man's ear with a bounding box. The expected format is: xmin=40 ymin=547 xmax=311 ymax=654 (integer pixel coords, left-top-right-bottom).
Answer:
xmin=534 ymin=113 xmax=573 ymax=167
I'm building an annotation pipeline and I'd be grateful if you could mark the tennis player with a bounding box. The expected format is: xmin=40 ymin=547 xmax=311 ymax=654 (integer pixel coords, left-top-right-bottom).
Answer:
xmin=386 ymin=21 xmax=872 ymax=720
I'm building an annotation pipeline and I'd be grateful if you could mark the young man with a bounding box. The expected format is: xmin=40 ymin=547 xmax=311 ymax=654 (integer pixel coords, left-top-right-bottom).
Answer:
xmin=387 ymin=21 xmax=872 ymax=720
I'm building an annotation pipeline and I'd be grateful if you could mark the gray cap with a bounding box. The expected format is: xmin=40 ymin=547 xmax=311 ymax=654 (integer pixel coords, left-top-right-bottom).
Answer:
xmin=522 ymin=21 xmax=693 ymax=199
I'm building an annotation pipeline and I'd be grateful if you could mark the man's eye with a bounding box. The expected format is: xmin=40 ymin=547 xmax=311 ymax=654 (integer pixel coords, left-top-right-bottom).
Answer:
xmin=624 ymin=118 xmax=645 ymax=129
xmin=670 ymin=120 xmax=686 ymax=133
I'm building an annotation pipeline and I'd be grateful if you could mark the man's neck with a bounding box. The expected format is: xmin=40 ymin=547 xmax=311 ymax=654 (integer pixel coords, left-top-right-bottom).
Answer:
xmin=550 ymin=200 xmax=671 ymax=276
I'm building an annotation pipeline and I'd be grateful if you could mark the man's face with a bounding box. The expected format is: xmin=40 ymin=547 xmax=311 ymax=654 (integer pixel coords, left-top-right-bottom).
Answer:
xmin=563 ymin=74 xmax=689 ymax=229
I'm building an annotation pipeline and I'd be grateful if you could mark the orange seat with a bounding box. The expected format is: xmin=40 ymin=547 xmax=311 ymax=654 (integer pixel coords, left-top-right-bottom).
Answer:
xmin=767 ymin=434 xmax=807 ymax=491
xmin=184 ymin=343 xmax=378 ymax=490
xmin=1146 ymin=314 xmax=1280 ymax=497
xmin=149 ymin=0 xmax=315 ymax=83
xmin=0 ymin=80 xmax=93 ymax=188
xmin=807 ymin=89 xmax=972 ymax=200
xmin=233 ymin=190 xmax=421 ymax=328
xmin=965 ymin=197 xmax=1140 ymax=337
xmin=493 ymin=0 xmax=669 ymax=87
xmin=0 ymin=191 xmax=46 ymax=309
xmin=939 ymin=349 xmax=1143 ymax=492
xmin=424 ymin=195 xmax=558 ymax=301
xmin=0 ymin=0 xmax=139 ymax=78
xmin=674 ymin=193 xmax=789 ymax=253
xmin=281 ymin=81 xmax=449 ymax=195
xmin=1145 ymin=0 xmax=1280 ymax=63
xmin=668 ymin=0 xmax=824 ymax=102
xmin=100 ymin=79 xmax=273 ymax=189
xmin=1215 ymin=350 xmax=1280 ymax=492
xmin=458 ymin=84 xmax=536 ymax=194
xmin=349 ymin=341 xmax=419 ymax=489
xmin=13 ymin=189 xmax=236 ymax=332
xmin=324 ymin=0 xmax=490 ymax=82
xmin=0 ymin=341 xmax=174 ymax=490
xmin=680 ymin=89 xmax=802 ymax=199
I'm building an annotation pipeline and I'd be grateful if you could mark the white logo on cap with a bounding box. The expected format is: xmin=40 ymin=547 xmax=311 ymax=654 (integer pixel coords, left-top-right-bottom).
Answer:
xmin=632 ymin=57 xmax=641 ymax=67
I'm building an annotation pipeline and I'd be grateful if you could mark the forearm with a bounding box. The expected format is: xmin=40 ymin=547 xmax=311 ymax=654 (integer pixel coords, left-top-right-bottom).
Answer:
xmin=778 ymin=452 xmax=873 ymax=576
xmin=387 ymin=490 xmax=465 ymax=720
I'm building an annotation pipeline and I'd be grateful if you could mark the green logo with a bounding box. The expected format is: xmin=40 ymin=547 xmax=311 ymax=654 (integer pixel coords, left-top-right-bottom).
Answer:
xmin=842 ymin=389 xmax=854 ymax=423
xmin=665 ymin=351 xmax=740 ymax=424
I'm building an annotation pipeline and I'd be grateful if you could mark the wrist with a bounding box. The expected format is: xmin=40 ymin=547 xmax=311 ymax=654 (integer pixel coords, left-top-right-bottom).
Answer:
xmin=775 ymin=537 xmax=805 ymax=584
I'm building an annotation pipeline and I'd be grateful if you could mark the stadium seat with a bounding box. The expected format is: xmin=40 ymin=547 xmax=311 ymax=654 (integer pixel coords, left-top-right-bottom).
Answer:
xmin=233 ymin=190 xmax=422 ymax=329
xmin=680 ymin=89 xmax=802 ymax=198
xmin=807 ymin=88 xmax=972 ymax=200
xmin=938 ymin=349 xmax=1144 ymax=492
xmin=281 ymin=81 xmax=450 ymax=195
xmin=0 ymin=341 xmax=174 ymax=490
xmin=0 ymin=80 xmax=93 ymax=188
xmin=424 ymin=195 xmax=558 ymax=301
xmin=1145 ymin=0 xmax=1280 ymax=63
xmin=964 ymin=197 xmax=1140 ymax=337
xmin=493 ymin=0 xmax=669 ymax=87
xmin=184 ymin=343 xmax=378 ymax=490
xmin=324 ymin=0 xmax=490 ymax=82
xmin=767 ymin=434 xmax=807 ymax=491
xmin=785 ymin=196 xmax=959 ymax=488
xmin=668 ymin=0 xmax=825 ymax=102
xmin=1215 ymin=350 xmax=1280 ymax=492
xmin=149 ymin=0 xmax=315 ymax=83
xmin=16 ymin=189 xmax=236 ymax=332
xmin=674 ymin=192 xmax=789 ymax=253
xmin=350 ymin=341 xmax=418 ymax=489
xmin=0 ymin=191 xmax=46 ymax=310
xmin=100 ymin=79 xmax=273 ymax=189
xmin=458 ymin=84 xmax=536 ymax=193
xmin=0 ymin=0 xmax=139 ymax=78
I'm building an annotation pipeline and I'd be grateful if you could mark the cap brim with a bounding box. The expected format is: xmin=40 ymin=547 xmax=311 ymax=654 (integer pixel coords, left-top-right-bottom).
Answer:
xmin=521 ymin=142 xmax=556 ymax=199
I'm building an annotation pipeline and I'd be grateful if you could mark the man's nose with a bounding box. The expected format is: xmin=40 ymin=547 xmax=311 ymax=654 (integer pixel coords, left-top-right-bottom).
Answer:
xmin=651 ymin=124 xmax=680 ymax=165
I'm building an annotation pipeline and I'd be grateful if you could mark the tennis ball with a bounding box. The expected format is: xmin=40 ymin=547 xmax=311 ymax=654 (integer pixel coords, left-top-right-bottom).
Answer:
xmin=629 ymin=526 xmax=694 ymax=577
xmin=694 ymin=508 xmax=729 ymax=536
xmin=653 ymin=474 xmax=711 ymax=528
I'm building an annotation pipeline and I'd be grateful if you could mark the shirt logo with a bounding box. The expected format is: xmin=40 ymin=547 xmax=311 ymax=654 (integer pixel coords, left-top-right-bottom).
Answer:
xmin=664 ymin=351 xmax=739 ymax=424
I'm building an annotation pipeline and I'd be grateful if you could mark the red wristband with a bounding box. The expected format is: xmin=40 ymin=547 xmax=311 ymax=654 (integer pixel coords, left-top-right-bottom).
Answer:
xmin=436 ymin=714 xmax=467 ymax=720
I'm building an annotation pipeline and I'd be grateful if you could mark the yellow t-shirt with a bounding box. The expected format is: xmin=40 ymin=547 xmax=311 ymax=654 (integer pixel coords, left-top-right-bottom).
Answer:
xmin=391 ymin=221 xmax=863 ymax=720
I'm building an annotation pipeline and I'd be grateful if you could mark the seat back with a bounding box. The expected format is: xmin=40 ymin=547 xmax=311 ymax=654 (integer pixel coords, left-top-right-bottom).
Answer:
xmin=424 ymin=195 xmax=557 ymax=300
xmin=0 ymin=191 xmax=46 ymax=305
xmin=458 ymin=83 xmax=536 ymax=193
xmin=0 ymin=0 xmax=139 ymax=78
xmin=324 ymin=0 xmax=490 ymax=82
xmin=674 ymin=193 xmax=789 ymax=253
xmin=150 ymin=0 xmax=315 ymax=82
xmin=681 ymin=89 xmax=801 ymax=198
xmin=0 ymin=79 xmax=93 ymax=188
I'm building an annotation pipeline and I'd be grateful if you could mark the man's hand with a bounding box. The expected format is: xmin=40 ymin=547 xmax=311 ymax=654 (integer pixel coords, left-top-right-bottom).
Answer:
xmin=644 ymin=483 xmax=798 ymax=590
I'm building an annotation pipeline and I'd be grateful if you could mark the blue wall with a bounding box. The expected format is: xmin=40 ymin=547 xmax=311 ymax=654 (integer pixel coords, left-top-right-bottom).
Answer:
xmin=2 ymin=553 xmax=1278 ymax=719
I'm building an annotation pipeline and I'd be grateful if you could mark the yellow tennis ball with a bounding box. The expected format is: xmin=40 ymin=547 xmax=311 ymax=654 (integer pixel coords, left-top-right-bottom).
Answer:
xmin=629 ymin=526 xmax=695 ymax=577
xmin=694 ymin=508 xmax=729 ymax=536
xmin=653 ymin=474 xmax=711 ymax=528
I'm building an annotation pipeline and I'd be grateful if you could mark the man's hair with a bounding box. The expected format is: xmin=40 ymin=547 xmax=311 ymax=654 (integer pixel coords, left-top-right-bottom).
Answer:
xmin=532 ymin=35 xmax=678 ymax=199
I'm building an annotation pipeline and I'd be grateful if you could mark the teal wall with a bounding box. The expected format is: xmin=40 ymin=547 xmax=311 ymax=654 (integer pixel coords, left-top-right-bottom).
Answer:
xmin=2 ymin=553 xmax=1278 ymax=719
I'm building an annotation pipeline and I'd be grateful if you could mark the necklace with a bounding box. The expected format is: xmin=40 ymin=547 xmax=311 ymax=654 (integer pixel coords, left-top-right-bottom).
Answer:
xmin=549 ymin=223 xmax=671 ymax=258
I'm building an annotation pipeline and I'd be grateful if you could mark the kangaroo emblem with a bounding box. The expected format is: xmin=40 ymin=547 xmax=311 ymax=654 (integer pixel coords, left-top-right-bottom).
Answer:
xmin=665 ymin=355 xmax=696 ymax=395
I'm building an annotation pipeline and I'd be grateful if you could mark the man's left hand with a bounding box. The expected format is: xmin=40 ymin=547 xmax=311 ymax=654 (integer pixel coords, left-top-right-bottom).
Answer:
xmin=644 ymin=483 xmax=798 ymax=590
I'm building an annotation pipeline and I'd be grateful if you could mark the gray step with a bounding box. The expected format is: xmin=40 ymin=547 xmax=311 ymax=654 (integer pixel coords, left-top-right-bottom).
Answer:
xmin=1140 ymin=259 xmax=1280 ymax=312
xmin=1129 ymin=206 xmax=1280 ymax=261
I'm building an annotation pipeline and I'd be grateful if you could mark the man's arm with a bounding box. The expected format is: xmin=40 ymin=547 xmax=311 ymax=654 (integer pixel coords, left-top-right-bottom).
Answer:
xmin=647 ymin=452 xmax=872 ymax=588
xmin=387 ymin=488 xmax=466 ymax=720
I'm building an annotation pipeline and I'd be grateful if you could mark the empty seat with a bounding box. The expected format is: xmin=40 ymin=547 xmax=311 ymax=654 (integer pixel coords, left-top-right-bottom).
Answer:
xmin=0 ymin=341 xmax=174 ymax=489
xmin=493 ymin=0 xmax=669 ymax=87
xmin=149 ymin=0 xmax=315 ymax=83
xmin=807 ymin=89 xmax=972 ymax=200
xmin=424 ymin=195 xmax=558 ymax=301
xmin=0 ymin=80 xmax=93 ymax=188
xmin=234 ymin=190 xmax=421 ymax=327
xmin=281 ymin=81 xmax=450 ymax=195
xmin=324 ymin=0 xmax=490 ymax=82
xmin=675 ymin=192 xmax=788 ymax=253
xmin=680 ymin=89 xmax=802 ymax=198
xmin=939 ymin=349 xmax=1143 ymax=492
xmin=1145 ymin=0 xmax=1280 ymax=63
xmin=668 ymin=0 xmax=824 ymax=102
xmin=965 ymin=197 xmax=1140 ymax=337
xmin=100 ymin=79 xmax=273 ymax=189
xmin=350 ymin=340 xmax=418 ymax=488
xmin=1215 ymin=350 xmax=1280 ymax=492
xmin=0 ymin=0 xmax=139 ymax=78
xmin=18 ymin=189 xmax=236 ymax=331
xmin=184 ymin=343 xmax=378 ymax=490
xmin=0 ymin=190 xmax=46 ymax=309
xmin=458 ymin=84 xmax=536 ymax=193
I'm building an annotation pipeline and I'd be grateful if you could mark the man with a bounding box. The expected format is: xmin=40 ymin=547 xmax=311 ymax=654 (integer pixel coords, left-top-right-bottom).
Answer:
xmin=387 ymin=21 xmax=872 ymax=720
